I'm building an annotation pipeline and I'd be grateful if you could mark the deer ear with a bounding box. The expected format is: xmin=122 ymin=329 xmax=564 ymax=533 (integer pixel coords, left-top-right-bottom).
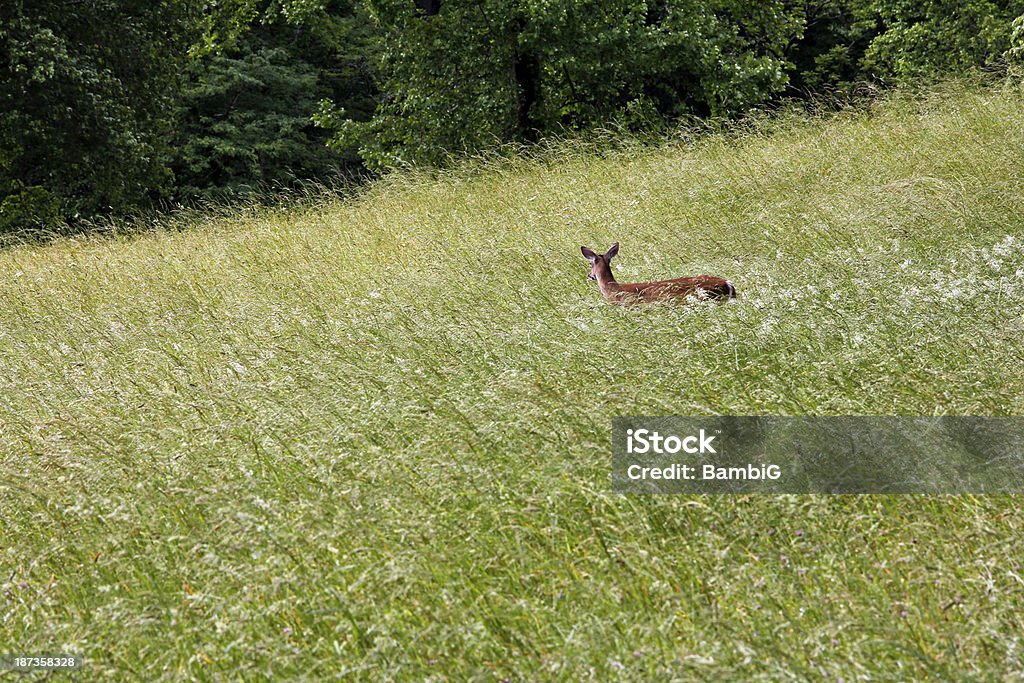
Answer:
xmin=606 ymin=243 xmax=619 ymax=260
xmin=581 ymin=246 xmax=598 ymax=263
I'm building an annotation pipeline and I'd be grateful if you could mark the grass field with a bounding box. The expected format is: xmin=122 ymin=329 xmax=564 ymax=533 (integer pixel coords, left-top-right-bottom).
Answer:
xmin=2 ymin=81 xmax=1024 ymax=680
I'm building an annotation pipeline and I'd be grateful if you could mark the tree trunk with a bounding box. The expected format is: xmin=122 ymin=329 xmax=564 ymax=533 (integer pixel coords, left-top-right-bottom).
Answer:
xmin=415 ymin=0 xmax=440 ymax=16
xmin=512 ymin=18 xmax=539 ymax=140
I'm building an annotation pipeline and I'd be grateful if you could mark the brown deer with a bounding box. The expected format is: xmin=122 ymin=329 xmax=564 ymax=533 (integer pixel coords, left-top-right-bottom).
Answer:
xmin=581 ymin=242 xmax=736 ymax=305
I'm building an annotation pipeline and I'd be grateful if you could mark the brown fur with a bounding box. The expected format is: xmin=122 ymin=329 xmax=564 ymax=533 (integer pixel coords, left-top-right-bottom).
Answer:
xmin=581 ymin=243 xmax=736 ymax=305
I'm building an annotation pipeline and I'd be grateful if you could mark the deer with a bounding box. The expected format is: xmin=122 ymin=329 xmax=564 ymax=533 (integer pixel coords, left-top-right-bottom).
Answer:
xmin=580 ymin=242 xmax=736 ymax=305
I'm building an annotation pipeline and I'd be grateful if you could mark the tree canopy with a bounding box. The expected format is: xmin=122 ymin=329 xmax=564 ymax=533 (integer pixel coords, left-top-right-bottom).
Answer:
xmin=2 ymin=0 xmax=1022 ymax=232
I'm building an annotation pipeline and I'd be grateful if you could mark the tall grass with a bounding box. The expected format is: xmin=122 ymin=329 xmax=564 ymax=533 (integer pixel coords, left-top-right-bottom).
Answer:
xmin=2 ymin=81 xmax=1023 ymax=680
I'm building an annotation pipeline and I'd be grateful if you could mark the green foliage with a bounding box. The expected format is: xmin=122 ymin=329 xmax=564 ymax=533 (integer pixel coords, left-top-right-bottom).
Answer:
xmin=788 ymin=0 xmax=1024 ymax=92
xmin=327 ymin=0 xmax=520 ymax=169
xmin=520 ymin=0 xmax=799 ymax=123
xmin=1008 ymin=12 xmax=1024 ymax=63
xmin=4 ymin=0 xmax=1023 ymax=229
xmin=0 ymin=0 xmax=193 ymax=231
xmin=0 ymin=182 xmax=58 ymax=234
xmin=858 ymin=0 xmax=1023 ymax=84
xmin=190 ymin=0 xmax=336 ymax=57
xmin=172 ymin=47 xmax=342 ymax=198
xmin=172 ymin=0 xmax=378 ymax=199
xmin=785 ymin=0 xmax=876 ymax=93
xmin=328 ymin=0 xmax=802 ymax=170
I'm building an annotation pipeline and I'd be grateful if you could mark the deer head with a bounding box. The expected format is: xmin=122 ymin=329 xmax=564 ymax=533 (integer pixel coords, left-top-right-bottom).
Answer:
xmin=580 ymin=243 xmax=619 ymax=281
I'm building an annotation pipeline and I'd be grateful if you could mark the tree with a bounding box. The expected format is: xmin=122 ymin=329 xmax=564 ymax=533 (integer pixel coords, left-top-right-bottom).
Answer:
xmin=858 ymin=0 xmax=1023 ymax=84
xmin=784 ymin=0 xmax=875 ymax=94
xmin=785 ymin=0 xmax=1024 ymax=94
xmin=0 ymin=0 xmax=195 ymax=231
xmin=171 ymin=1 xmax=378 ymax=199
xmin=319 ymin=0 xmax=803 ymax=171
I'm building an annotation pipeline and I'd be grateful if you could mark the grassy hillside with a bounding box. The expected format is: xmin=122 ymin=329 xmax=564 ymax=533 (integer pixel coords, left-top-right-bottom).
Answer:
xmin=2 ymin=82 xmax=1024 ymax=680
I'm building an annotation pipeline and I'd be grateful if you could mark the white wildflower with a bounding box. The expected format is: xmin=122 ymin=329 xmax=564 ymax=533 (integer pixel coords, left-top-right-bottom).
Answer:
xmin=993 ymin=234 xmax=1016 ymax=257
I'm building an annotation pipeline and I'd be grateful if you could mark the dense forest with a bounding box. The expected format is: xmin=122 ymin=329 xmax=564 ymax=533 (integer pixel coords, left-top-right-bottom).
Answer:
xmin=2 ymin=0 xmax=1023 ymax=233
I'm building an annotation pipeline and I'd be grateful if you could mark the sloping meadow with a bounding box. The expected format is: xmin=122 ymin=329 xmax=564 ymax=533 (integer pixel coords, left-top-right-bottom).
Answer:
xmin=2 ymin=82 xmax=1023 ymax=679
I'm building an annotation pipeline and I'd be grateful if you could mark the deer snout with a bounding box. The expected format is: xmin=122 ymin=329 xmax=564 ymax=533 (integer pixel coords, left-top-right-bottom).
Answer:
xmin=588 ymin=272 xmax=597 ymax=281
